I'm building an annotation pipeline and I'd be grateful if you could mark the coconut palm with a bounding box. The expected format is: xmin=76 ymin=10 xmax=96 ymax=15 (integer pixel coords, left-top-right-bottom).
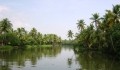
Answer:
xmin=103 ymin=5 xmax=120 ymax=52
xmin=76 ymin=19 xmax=86 ymax=32
xmin=0 ymin=18 xmax=12 ymax=34
xmin=105 ymin=5 xmax=120 ymax=27
xmin=29 ymin=28 xmax=37 ymax=37
xmin=37 ymin=32 xmax=42 ymax=45
xmin=68 ymin=30 xmax=73 ymax=40
xmin=0 ymin=18 xmax=12 ymax=45
xmin=42 ymin=34 xmax=47 ymax=45
xmin=90 ymin=13 xmax=101 ymax=29
xmin=15 ymin=27 xmax=28 ymax=46
xmin=112 ymin=5 xmax=120 ymax=19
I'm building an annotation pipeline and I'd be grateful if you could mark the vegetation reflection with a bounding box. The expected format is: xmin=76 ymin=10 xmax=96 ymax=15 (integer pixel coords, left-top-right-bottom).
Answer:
xmin=74 ymin=50 xmax=120 ymax=70
xmin=0 ymin=46 xmax=61 ymax=70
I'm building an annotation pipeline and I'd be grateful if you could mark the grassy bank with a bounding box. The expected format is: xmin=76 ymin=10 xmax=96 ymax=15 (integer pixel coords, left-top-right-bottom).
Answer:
xmin=41 ymin=45 xmax=53 ymax=47
xmin=0 ymin=45 xmax=59 ymax=50
xmin=0 ymin=45 xmax=13 ymax=51
xmin=24 ymin=45 xmax=53 ymax=50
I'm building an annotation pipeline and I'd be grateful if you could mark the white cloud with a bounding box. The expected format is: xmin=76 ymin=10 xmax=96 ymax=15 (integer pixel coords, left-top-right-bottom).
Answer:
xmin=12 ymin=19 xmax=24 ymax=28
xmin=0 ymin=5 xmax=32 ymax=31
xmin=11 ymin=18 xmax=32 ymax=31
xmin=0 ymin=6 xmax=9 ymax=13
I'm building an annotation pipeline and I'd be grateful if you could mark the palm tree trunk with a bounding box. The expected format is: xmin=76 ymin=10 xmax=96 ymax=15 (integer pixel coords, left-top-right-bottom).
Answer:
xmin=95 ymin=21 xmax=98 ymax=29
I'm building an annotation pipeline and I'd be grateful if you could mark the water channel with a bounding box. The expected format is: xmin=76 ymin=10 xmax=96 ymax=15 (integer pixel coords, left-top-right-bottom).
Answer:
xmin=0 ymin=46 xmax=120 ymax=70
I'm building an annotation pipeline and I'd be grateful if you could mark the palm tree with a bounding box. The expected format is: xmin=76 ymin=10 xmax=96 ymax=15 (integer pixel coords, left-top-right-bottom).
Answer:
xmin=105 ymin=5 xmax=120 ymax=27
xmin=42 ymin=34 xmax=46 ymax=45
xmin=102 ymin=5 xmax=120 ymax=52
xmin=58 ymin=37 xmax=62 ymax=45
xmin=90 ymin=13 xmax=103 ymax=49
xmin=68 ymin=30 xmax=73 ymax=40
xmin=49 ymin=34 xmax=54 ymax=44
xmin=53 ymin=34 xmax=57 ymax=46
xmin=84 ymin=24 xmax=95 ymax=48
xmin=16 ymin=28 xmax=26 ymax=38
xmin=104 ymin=10 xmax=116 ymax=27
xmin=76 ymin=19 xmax=85 ymax=32
xmin=0 ymin=18 xmax=12 ymax=34
xmin=90 ymin=13 xmax=101 ymax=29
xmin=0 ymin=18 xmax=12 ymax=45
xmin=37 ymin=32 xmax=42 ymax=45
xmin=16 ymin=27 xmax=28 ymax=45
xmin=29 ymin=28 xmax=37 ymax=37
xmin=29 ymin=28 xmax=38 ymax=44
xmin=112 ymin=5 xmax=120 ymax=22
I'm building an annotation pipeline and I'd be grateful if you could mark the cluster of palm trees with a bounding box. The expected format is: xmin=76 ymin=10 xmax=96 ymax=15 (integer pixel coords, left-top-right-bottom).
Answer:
xmin=72 ymin=4 xmax=120 ymax=54
xmin=0 ymin=18 xmax=62 ymax=47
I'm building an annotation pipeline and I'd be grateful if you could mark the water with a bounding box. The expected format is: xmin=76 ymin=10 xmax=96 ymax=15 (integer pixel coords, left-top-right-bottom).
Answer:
xmin=0 ymin=46 xmax=120 ymax=70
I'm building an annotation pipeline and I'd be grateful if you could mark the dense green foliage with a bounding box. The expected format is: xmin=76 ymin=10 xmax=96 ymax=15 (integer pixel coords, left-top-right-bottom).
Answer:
xmin=73 ymin=4 xmax=120 ymax=54
xmin=0 ymin=18 xmax=62 ymax=48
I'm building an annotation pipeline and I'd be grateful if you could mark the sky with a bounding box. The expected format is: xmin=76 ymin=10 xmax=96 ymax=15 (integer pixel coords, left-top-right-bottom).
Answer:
xmin=0 ymin=0 xmax=119 ymax=39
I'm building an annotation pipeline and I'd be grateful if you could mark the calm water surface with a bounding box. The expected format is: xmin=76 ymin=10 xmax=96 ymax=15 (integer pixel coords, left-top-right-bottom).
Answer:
xmin=0 ymin=46 xmax=120 ymax=70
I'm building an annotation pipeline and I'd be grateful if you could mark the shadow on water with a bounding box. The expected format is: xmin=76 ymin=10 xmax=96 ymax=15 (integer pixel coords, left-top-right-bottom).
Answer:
xmin=0 ymin=46 xmax=61 ymax=70
xmin=74 ymin=50 xmax=120 ymax=70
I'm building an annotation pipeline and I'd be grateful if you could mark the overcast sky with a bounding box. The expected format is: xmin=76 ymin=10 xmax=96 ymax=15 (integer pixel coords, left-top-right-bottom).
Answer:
xmin=0 ymin=0 xmax=119 ymax=39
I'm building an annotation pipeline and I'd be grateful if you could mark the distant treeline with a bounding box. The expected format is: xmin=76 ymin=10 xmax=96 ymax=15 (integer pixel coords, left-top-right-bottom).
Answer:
xmin=0 ymin=18 xmax=62 ymax=47
xmin=62 ymin=39 xmax=74 ymax=45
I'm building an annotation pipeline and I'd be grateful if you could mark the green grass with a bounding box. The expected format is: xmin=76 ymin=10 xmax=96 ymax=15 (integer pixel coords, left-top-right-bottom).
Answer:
xmin=0 ymin=45 xmax=54 ymax=51
xmin=25 ymin=45 xmax=53 ymax=50
xmin=40 ymin=45 xmax=52 ymax=47
xmin=0 ymin=45 xmax=13 ymax=51
xmin=25 ymin=45 xmax=38 ymax=49
xmin=0 ymin=45 xmax=54 ymax=52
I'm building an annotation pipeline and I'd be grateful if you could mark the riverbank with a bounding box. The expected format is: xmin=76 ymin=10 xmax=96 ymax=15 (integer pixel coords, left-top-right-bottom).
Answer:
xmin=0 ymin=45 xmax=13 ymax=51
xmin=73 ymin=46 xmax=120 ymax=60
xmin=0 ymin=45 xmax=56 ymax=51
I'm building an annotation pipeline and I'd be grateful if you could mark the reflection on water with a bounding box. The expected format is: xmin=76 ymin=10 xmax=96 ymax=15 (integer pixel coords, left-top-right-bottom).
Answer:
xmin=0 ymin=46 xmax=120 ymax=70
xmin=74 ymin=50 xmax=120 ymax=70
xmin=0 ymin=46 xmax=79 ymax=70
xmin=0 ymin=47 xmax=62 ymax=70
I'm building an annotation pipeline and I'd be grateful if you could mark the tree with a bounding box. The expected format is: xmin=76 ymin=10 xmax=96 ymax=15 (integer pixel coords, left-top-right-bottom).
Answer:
xmin=36 ymin=32 xmax=42 ymax=45
xmin=0 ymin=18 xmax=12 ymax=34
xmin=102 ymin=5 xmax=120 ymax=52
xmin=29 ymin=28 xmax=38 ymax=44
xmin=68 ymin=30 xmax=73 ymax=40
xmin=0 ymin=18 xmax=62 ymax=47
xmin=76 ymin=19 xmax=85 ymax=32
xmin=0 ymin=18 xmax=12 ymax=45
xmin=29 ymin=28 xmax=37 ymax=37
xmin=90 ymin=13 xmax=101 ymax=29
xmin=15 ymin=27 xmax=28 ymax=46
xmin=74 ymin=4 xmax=120 ymax=54
xmin=112 ymin=5 xmax=120 ymax=24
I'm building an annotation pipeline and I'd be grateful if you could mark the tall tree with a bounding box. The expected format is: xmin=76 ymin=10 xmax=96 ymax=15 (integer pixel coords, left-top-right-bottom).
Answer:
xmin=68 ymin=30 xmax=73 ymax=40
xmin=29 ymin=28 xmax=37 ymax=37
xmin=0 ymin=18 xmax=12 ymax=45
xmin=76 ymin=20 xmax=85 ymax=32
xmin=36 ymin=32 xmax=42 ymax=45
xmin=90 ymin=13 xmax=101 ymax=29
xmin=29 ymin=28 xmax=38 ymax=44
xmin=16 ymin=27 xmax=27 ymax=46
xmin=0 ymin=18 xmax=12 ymax=34
xmin=112 ymin=5 xmax=120 ymax=23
